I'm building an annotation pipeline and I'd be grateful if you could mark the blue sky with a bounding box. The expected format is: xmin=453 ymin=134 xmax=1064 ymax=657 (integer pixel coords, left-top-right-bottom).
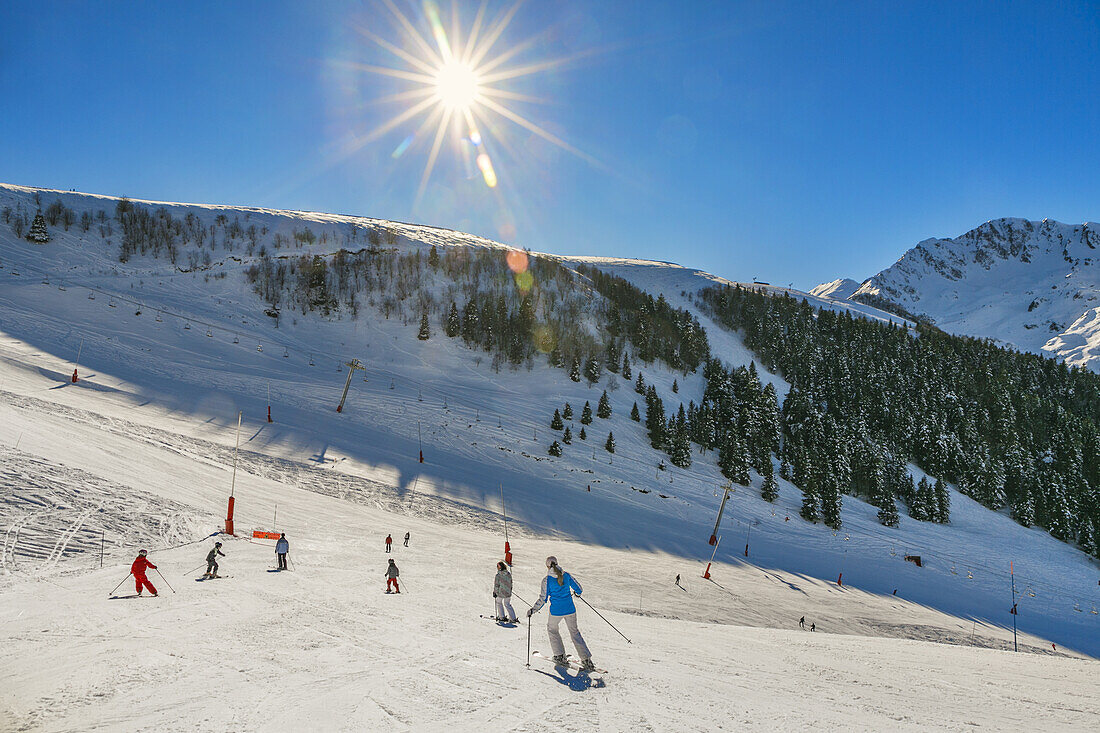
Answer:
xmin=1 ymin=1 xmax=1097 ymax=289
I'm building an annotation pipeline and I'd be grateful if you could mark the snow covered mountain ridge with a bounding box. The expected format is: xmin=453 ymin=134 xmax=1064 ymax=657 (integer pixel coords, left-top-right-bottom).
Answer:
xmin=817 ymin=217 xmax=1100 ymax=371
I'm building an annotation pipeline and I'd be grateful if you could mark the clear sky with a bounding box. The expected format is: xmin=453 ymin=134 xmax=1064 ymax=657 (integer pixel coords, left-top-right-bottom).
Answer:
xmin=1 ymin=1 xmax=1097 ymax=289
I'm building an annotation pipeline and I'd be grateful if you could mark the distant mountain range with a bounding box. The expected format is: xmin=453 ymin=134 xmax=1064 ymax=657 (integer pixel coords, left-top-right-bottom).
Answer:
xmin=815 ymin=218 xmax=1100 ymax=371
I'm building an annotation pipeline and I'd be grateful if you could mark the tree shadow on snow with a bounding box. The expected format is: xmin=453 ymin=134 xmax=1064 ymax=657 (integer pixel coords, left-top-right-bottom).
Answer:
xmin=530 ymin=667 xmax=605 ymax=691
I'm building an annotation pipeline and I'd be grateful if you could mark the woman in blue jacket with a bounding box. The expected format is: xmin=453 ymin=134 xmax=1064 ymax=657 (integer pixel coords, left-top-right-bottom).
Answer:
xmin=528 ymin=556 xmax=596 ymax=670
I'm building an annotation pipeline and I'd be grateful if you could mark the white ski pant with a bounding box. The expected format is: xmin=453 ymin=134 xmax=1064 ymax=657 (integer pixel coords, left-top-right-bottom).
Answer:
xmin=547 ymin=612 xmax=590 ymax=659
xmin=495 ymin=596 xmax=516 ymax=620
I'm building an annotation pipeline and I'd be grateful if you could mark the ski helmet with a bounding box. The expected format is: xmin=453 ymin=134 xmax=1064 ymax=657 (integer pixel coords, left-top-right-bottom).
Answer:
xmin=215 ymin=541 xmax=222 ymax=547
xmin=138 ymin=549 xmax=148 ymax=556
xmin=545 ymin=555 xmax=558 ymax=569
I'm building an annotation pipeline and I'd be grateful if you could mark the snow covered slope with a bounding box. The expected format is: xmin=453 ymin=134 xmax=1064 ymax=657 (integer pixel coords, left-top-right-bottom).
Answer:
xmin=1 ymin=183 xmax=1099 ymax=728
xmin=818 ymin=218 xmax=1100 ymax=371
xmin=810 ymin=277 xmax=862 ymax=300
xmin=0 ymin=348 xmax=1097 ymax=731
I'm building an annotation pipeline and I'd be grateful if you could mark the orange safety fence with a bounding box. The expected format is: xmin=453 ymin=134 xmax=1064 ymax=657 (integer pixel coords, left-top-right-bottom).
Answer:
xmin=252 ymin=530 xmax=280 ymax=540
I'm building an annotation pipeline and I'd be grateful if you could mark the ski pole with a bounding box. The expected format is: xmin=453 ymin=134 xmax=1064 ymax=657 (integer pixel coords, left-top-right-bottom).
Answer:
xmin=526 ymin=611 xmax=532 ymax=667
xmin=575 ymin=594 xmax=632 ymax=644
xmin=108 ymin=573 xmax=133 ymax=598
xmin=154 ymin=568 xmax=176 ymax=594
xmin=182 ymin=562 xmax=206 ymax=577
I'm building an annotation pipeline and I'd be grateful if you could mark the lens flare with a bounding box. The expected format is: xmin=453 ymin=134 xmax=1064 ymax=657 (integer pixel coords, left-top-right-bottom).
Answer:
xmin=505 ymin=249 xmax=528 ymax=273
xmin=344 ymin=0 xmax=598 ymax=207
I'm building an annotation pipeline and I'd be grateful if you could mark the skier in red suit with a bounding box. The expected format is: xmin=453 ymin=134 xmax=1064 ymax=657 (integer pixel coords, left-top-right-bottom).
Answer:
xmin=131 ymin=549 xmax=158 ymax=596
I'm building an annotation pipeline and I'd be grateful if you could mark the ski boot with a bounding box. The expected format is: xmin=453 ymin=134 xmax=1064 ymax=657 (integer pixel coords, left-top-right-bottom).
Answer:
xmin=552 ymin=654 xmax=569 ymax=666
xmin=578 ymin=658 xmax=596 ymax=672
xmin=509 ymin=617 xmax=519 ymax=624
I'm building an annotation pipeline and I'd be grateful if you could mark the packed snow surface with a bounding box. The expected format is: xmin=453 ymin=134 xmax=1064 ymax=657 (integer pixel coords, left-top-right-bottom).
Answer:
xmin=1 ymin=185 xmax=1098 ymax=729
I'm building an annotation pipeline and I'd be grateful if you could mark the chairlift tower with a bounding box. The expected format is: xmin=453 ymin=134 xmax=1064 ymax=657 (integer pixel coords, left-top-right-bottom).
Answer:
xmin=336 ymin=359 xmax=365 ymax=412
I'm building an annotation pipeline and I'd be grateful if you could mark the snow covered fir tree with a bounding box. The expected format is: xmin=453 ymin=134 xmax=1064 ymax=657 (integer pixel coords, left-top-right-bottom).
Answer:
xmin=26 ymin=210 xmax=49 ymax=243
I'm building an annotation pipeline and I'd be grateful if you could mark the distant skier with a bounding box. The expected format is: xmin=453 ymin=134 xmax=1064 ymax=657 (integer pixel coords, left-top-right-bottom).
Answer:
xmin=810 ymin=622 xmax=816 ymax=632
xmin=386 ymin=534 xmax=392 ymax=553
xmin=675 ymin=574 xmax=681 ymax=586
xmin=204 ymin=542 xmax=225 ymax=578
xmin=385 ymin=559 xmax=400 ymax=593
xmin=131 ymin=549 xmax=157 ymax=597
xmin=493 ymin=561 xmax=518 ymax=623
xmin=275 ymin=533 xmax=289 ymax=570
xmin=799 ymin=616 xmax=805 ymax=629
xmin=404 ymin=532 xmax=410 ymax=548
xmin=528 ymin=556 xmax=596 ymax=671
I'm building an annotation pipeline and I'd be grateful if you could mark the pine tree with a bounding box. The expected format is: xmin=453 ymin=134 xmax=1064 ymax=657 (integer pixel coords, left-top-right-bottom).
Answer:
xmin=562 ymin=426 xmax=573 ymax=444
xmin=630 ymin=402 xmax=640 ymax=421
xmin=550 ymin=409 xmax=564 ymax=430
xmin=569 ymin=357 xmax=581 ymax=382
xmin=581 ymin=401 xmax=593 ymax=425
xmin=604 ymin=341 xmax=619 ymax=373
xmin=761 ymin=467 xmax=779 ymax=503
xmin=563 ymin=403 xmax=574 ymax=421
xmin=821 ymin=486 xmax=843 ymax=530
xmin=27 ymin=212 xmax=49 ymax=243
xmin=634 ymin=372 xmax=645 ymax=394
xmin=645 ymin=392 xmax=666 ymax=450
xmin=445 ymin=301 xmax=460 ymax=337
xmin=584 ymin=356 xmax=602 ymax=385
xmin=911 ymin=477 xmax=932 ymax=521
xmin=597 ymin=390 xmax=612 ymax=419
xmin=672 ymin=379 xmax=679 ymax=393
xmin=428 ymin=245 xmax=440 ymax=267
xmin=548 ymin=441 xmax=563 ymax=457
xmin=579 ymin=426 xmax=587 ymax=441
xmin=621 ymin=353 xmax=632 ymax=380
xmin=605 ymin=431 xmax=616 ymax=454
xmin=933 ymin=477 xmax=950 ymax=523
xmin=668 ymin=422 xmax=692 ymax=468
xmin=461 ymin=300 xmax=479 ymax=342
xmin=718 ymin=431 xmax=750 ymax=485
xmin=418 ymin=310 xmax=431 ymax=340
xmin=876 ymin=484 xmax=900 ymax=527
xmin=549 ymin=346 xmax=564 ymax=369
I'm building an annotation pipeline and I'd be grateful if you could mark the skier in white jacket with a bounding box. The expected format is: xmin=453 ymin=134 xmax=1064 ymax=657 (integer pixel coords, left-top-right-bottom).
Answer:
xmin=528 ymin=556 xmax=595 ymax=670
xmin=493 ymin=561 xmax=518 ymax=623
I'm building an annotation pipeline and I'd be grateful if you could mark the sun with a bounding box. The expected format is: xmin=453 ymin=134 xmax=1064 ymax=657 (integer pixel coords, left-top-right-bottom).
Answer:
xmin=434 ymin=60 xmax=480 ymax=111
xmin=336 ymin=0 xmax=597 ymax=206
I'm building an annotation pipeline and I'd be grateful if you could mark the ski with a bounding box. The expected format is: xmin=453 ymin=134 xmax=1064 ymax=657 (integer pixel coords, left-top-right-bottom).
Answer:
xmin=109 ymin=594 xmax=156 ymax=600
xmin=530 ymin=651 xmax=606 ymax=674
xmin=195 ymin=575 xmax=230 ymax=582
xmin=480 ymin=614 xmax=521 ymax=625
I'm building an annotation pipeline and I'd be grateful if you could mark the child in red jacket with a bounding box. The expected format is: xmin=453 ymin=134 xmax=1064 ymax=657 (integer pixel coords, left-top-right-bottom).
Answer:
xmin=131 ymin=550 xmax=158 ymax=596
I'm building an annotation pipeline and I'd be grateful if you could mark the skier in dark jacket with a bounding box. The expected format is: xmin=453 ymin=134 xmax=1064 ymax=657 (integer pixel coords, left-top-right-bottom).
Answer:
xmin=403 ymin=532 xmax=410 ymax=547
xmin=385 ymin=559 xmax=400 ymax=593
xmin=385 ymin=534 xmax=393 ymax=553
xmin=204 ymin=542 xmax=225 ymax=578
xmin=131 ymin=550 xmax=158 ymax=596
xmin=275 ymin=534 xmax=289 ymax=570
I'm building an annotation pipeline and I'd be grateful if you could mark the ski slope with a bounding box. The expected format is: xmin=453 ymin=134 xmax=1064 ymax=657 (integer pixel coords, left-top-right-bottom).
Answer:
xmin=0 ymin=355 xmax=1096 ymax=731
xmin=1 ymin=184 xmax=1099 ymax=728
